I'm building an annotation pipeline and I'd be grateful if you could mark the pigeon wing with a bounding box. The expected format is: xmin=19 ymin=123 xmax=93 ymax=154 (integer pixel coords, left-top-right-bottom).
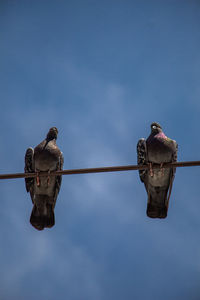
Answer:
xmin=166 ymin=140 xmax=178 ymax=203
xmin=54 ymin=151 xmax=64 ymax=203
xmin=137 ymin=138 xmax=147 ymax=183
xmin=24 ymin=147 xmax=35 ymax=202
xmin=172 ymin=140 xmax=178 ymax=163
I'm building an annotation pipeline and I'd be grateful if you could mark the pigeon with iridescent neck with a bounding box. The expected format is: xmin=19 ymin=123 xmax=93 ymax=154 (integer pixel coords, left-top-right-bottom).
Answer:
xmin=24 ymin=127 xmax=64 ymax=230
xmin=137 ymin=122 xmax=178 ymax=218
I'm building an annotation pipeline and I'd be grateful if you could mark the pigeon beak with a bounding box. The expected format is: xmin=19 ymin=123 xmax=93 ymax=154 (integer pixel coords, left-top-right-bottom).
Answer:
xmin=152 ymin=125 xmax=157 ymax=130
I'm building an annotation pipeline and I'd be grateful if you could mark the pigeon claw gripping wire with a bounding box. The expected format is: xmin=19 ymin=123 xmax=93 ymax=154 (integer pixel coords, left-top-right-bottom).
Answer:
xmin=36 ymin=172 xmax=40 ymax=187
xmin=160 ymin=163 xmax=164 ymax=176
xmin=149 ymin=162 xmax=154 ymax=177
xmin=47 ymin=170 xmax=51 ymax=186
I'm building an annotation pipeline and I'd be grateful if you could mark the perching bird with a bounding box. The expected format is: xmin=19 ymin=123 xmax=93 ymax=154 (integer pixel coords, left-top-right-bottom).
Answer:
xmin=137 ymin=122 xmax=178 ymax=218
xmin=25 ymin=127 xmax=64 ymax=230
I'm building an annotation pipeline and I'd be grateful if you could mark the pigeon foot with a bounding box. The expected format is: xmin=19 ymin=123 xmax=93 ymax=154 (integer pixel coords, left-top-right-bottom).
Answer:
xmin=47 ymin=170 xmax=51 ymax=186
xmin=149 ymin=162 xmax=154 ymax=177
xmin=160 ymin=163 xmax=164 ymax=176
xmin=36 ymin=172 xmax=40 ymax=187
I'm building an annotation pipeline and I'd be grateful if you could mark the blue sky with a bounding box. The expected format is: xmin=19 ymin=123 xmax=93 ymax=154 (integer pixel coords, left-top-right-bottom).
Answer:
xmin=1 ymin=0 xmax=200 ymax=299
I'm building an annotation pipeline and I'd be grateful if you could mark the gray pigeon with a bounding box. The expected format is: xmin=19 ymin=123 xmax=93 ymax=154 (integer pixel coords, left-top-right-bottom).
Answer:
xmin=25 ymin=127 xmax=64 ymax=230
xmin=137 ymin=122 xmax=178 ymax=218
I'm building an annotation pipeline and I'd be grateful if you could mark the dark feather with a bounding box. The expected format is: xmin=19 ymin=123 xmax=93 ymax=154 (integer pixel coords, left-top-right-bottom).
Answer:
xmin=30 ymin=196 xmax=55 ymax=230
xmin=137 ymin=138 xmax=147 ymax=183
xmin=54 ymin=152 xmax=64 ymax=200
xmin=24 ymin=147 xmax=34 ymax=195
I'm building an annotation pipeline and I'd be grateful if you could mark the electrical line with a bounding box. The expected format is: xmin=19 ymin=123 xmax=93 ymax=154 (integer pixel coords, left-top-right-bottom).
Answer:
xmin=0 ymin=160 xmax=200 ymax=180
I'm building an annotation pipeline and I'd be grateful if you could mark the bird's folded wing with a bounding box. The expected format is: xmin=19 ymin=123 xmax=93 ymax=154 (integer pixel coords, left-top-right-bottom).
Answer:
xmin=137 ymin=138 xmax=147 ymax=183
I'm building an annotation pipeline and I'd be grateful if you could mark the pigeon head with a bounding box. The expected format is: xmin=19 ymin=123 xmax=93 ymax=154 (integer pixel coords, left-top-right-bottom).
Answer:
xmin=46 ymin=127 xmax=58 ymax=141
xmin=150 ymin=122 xmax=162 ymax=134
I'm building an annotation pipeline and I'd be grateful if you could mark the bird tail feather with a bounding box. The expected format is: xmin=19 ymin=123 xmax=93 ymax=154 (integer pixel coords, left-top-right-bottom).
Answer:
xmin=147 ymin=188 xmax=168 ymax=219
xmin=30 ymin=196 xmax=55 ymax=230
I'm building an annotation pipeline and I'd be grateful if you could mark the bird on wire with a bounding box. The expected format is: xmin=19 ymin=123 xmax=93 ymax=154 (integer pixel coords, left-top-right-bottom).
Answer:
xmin=137 ymin=122 xmax=178 ymax=218
xmin=24 ymin=127 xmax=64 ymax=230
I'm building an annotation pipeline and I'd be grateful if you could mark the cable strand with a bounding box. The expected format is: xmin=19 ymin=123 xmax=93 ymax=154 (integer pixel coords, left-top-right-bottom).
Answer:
xmin=0 ymin=160 xmax=200 ymax=180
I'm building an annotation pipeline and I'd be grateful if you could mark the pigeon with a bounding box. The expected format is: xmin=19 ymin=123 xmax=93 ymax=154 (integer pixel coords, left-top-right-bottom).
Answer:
xmin=25 ymin=127 xmax=64 ymax=230
xmin=137 ymin=122 xmax=178 ymax=218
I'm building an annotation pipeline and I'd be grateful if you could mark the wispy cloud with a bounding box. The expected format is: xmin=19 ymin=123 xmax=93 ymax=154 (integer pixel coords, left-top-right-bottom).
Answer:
xmin=1 ymin=0 xmax=200 ymax=299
